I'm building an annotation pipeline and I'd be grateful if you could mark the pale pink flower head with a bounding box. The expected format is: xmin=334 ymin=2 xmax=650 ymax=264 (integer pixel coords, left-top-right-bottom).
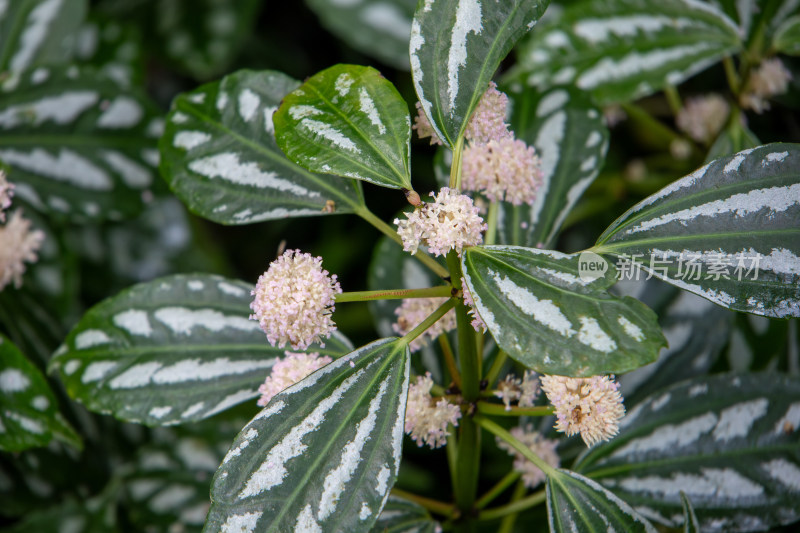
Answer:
xmin=495 ymin=375 xmax=522 ymax=411
xmin=460 ymin=279 xmax=486 ymax=332
xmin=540 ymin=374 xmax=625 ymax=447
xmin=518 ymin=370 xmax=540 ymax=407
xmin=464 ymin=82 xmax=512 ymax=144
xmin=0 ymin=171 xmax=13 ymax=223
xmin=250 ymin=249 xmax=342 ymax=350
xmin=394 ymin=187 xmax=486 ymax=257
xmin=741 ymin=58 xmax=792 ymax=113
xmin=0 ymin=210 xmax=45 ymax=291
xmin=676 ymin=94 xmax=730 ymax=143
xmin=257 ymin=351 xmax=333 ymax=406
xmin=412 ymin=101 xmax=444 ymax=146
xmin=496 ymin=425 xmax=560 ymax=488
xmin=405 ymin=372 xmax=461 ymax=448
xmin=392 ymin=297 xmax=456 ymax=352
xmin=461 ymin=138 xmax=543 ymax=206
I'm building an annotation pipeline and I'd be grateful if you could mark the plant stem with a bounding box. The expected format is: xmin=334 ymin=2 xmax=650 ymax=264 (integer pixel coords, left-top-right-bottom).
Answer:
xmin=723 ymin=56 xmax=740 ymax=95
xmin=391 ymin=488 xmax=457 ymax=518
xmin=663 ymin=85 xmax=682 ymax=116
xmin=620 ymin=102 xmax=682 ymax=144
xmin=474 ymin=416 xmax=557 ymax=477
xmin=476 ymin=471 xmax=521 ymax=509
xmin=484 ymin=350 xmax=508 ymax=387
xmin=446 ymin=253 xmax=480 ymax=401
xmin=449 ymin=135 xmax=465 ymax=190
xmin=399 ymin=299 xmax=456 ymax=348
xmin=485 ymin=201 xmax=499 ymax=246
xmin=356 ymin=206 xmax=450 ymax=278
xmin=336 ymin=286 xmax=451 ymax=303
xmin=476 ymin=402 xmax=554 ymax=417
xmin=439 ymin=334 xmax=462 ymax=389
xmin=497 ymin=481 xmax=527 ymax=533
xmin=479 ymin=488 xmax=546 ymax=521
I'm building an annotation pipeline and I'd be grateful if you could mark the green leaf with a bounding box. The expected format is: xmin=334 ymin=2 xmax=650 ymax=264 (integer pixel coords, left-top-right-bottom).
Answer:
xmin=575 ymin=373 xmax=800 ymax=531
xmin=774 ymin=15 xmax=800 ymax=55
xmin=547 ymin=469 xmax=658 ymax=532
xmin=500 ymin=85 xmax=609 ymax=248
xmin=205 ymin=338 xmax=410 ymax=533
xmin=368 ymin=496 xmax=440 ymax=533
xmin=705 ymin=120 xmax=761 ymax=163
xmin=681 ymin=492 xmax=700 ymax=533
xmin=0 ymin=500 xmax=119 ymax=533
xmin=0 ymin=335 xmax=80 ymax=452
xmin=516 ymin=0 xmax=742 ymax=104
xmin=72 ymin=16 xmax=145 ymax=87
xmin=594 ymin=143 xmax=800 ymax=318
xmin=274 ymin=64 xmax=412 ymax=190
xmin=160 ymin=69 xmax=364 ymax=225
xmin=49 ymin=273 xmax=353 ymax=426
xmin=0 ymin=0 xmax=87 ymax=73
xmin=461 ymin=246 xmax=665 ymax=376
xmin=410 ymin=0 xmax=549 ymax=148
xmin=305 ymin=0 xmax=416 ymax=70
xmin=0 ymin=66 xmax=161 ymax=222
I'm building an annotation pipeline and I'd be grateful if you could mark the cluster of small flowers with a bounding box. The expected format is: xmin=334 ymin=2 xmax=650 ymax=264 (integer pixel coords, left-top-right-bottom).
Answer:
xmin=494 ymin=370 xmax=540 ymax=410
xmin=540 ymin=374 xmax=625 ymax=447
xmin=257 ymin=351 xmax=333 ymax=406
xmin=405 ymin=373 xmax=461 ymax=448
xmin=495 ymin=425 xmax=560 ymax=488
xmin=392 ymin=297 xmax=456 ymax=352
xmin=250 ymin=249 xmax=342 ymax=350
xmin=460 ymin=281 xmax=486 ymax=332
xmin=394 ymin=187 xmax=486 ymax=257
xmin=676 ymin=94 xmax=730 ymax=143
xmin=0 ymin=171 xmax=45 ymax=292
xmin=741 ymin=58 xmax=792 ymax=113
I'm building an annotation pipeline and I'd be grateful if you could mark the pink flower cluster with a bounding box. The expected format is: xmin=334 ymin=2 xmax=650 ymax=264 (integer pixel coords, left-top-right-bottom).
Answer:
xmin=404 ymin=373 xmax=461 ymax=448
xmin=394 ymin=188 xmax=486 ymax=257
xmin=741 ymin=58 xmax=792 ymax=113
xmin=392 ymin=297 xmax=456 ymax=352
xmin=0 ymin=171 xmax=44 ymax=291
xmin=493 ymin=370 xmax=540 ymax=410
xmin=676 ymin=94 xmax=730 ymax=143
xmin=540 ymin=374 xmax=625 ymax=447
xmin=461 ymin=138 xmax=543 ymax=206
xmin=257 ymin=351 xmax=333 ymax=406
xmin=495 ymin=425 xmax=560 ymax=488
xmin=250 ymin=249 xmax=342 ymax=350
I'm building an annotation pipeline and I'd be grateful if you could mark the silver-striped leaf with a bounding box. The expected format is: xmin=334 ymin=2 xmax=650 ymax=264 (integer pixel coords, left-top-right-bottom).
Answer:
xmin=305 ymin=0 xmax=416 ymax=70
xmin=0 ymin=0 xmax=87 ymax=73
xmin=681 ymin=492 xmax=701 ymax=533
xmin=575 ymin=373 xmax=800 ymax=531
xmin=0 ymin=335 xmax=81 ymax=452
xmin=594 ymin=143 xmax=800 ymax=318
xmin=774 ymin=15 xmax=800 ymax=55
xmin=410 ymin=0 xmax=549 ymax=148
xmin=547 ymin=469 xmax=658 ymax=532
xmin=72 ymin=16 xmax=145 ymax=88
xmin=368 ymin=496 xmax=441 ymax=533
xmin=274 ymin=64 xmax=412 ymax=190
xmin=516 ymin=0 xmax=742 ymax=104
xmin=499 ymin=85 xmax=609 ymax=248
xmin=0 ymin=66 xmax=161 ymax=222
xmin=461 ymin=246 xmax=666 ymax=376
xmin=205 ymin=338 xmax=410 ymax=533
xmin=160 ymin=69 xmax=364 ymax=225
xmin=48 ymin=273 xmax=353 ymax=426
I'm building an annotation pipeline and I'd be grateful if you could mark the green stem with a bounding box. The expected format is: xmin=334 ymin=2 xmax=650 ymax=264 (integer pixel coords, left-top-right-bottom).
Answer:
xmin=474 ymin=416 xmax=558 ymax=478
xmin=335 ymin=286 xmax=451 ymax=303
xmin=446 ymin=253 xmax=480 ymax=401
xmin=356 ymin=207 xmax=450 ymax=279
xmin=391 ymin=488 xmax=457 ymax=518
xmin=620 ymin=102 xmax=682 ymax=144
xmin=449 ymin=135 xmax=465 ymax=190
xmin=485 ymin=201 xmax=499 ymax=246
xmin=439 ymin=334 xmax=462 ymax=389
xmin=663 ymin=85 xmax=682 ymax=116
xmin=482 ymin=486 xmax=545 ymax=523
xmin=476 ymin=402 xmax=554 ymax=417
xmin=498 ymin=481 xmax=528 ymax=533
xmin=723 ymin=56 xmax=741 ymax=95
xmin=398 ymin=299 xmax=456 ymax=348
xmin=476 ymin=471 xmax=521 ymax=510
xmin=484 ymin=350 xmax=508 ymax=388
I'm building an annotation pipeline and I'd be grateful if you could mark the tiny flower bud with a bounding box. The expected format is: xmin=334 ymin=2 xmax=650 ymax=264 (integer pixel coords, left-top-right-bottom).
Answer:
xmin=404 ymin=189 xmax=421 ymax=207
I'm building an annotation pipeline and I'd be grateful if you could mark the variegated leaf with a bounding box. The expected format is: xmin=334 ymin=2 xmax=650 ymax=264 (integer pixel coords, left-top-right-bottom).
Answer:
xmin=410 ymin=0 xmax=549 ymax=148
xmin=499 ymin=85 xmax=609 ymax=248
xmin=306 ymin=0 xmax=416 ymax=70
xmin=160 ymin=69 xmax=364 ymax=224
xmin=0 ymin=66 xmax=161 ymax=221
xmin=0 ymin=335 xmax=81 ymax=452
xmin=681 ymin=492 xmax=701 ymax=533
xmin=575 ymin=373 xmax=800 ymax=532
xmin=0 ymin=0 xmax=87 ymax=73
xmin=547 ymin=469 xmax=658 ymax=532
xmin=774 ymin=15 xmax=800 ymax=55
xmin=368 ymin=496 xmax=440 ymax=533
xmin=516 ymin=0 xmax=741 ymax=104
xmin=461 ymin=246 xmax=665 ymax=376
xmin=205 ymin=338 xmax=410 ymax=533
xmin=48 ymin=273 xmax=353 ymax=426
xmin=72 ymin=16 xmax=145 ymax=87
xmin=0 ymin=500 xmax=119 ymax=533
xmin=594 ymin=143 xmax=800 ymax=318
xmin=274 ymin=64 xmax=412 ymax=190
xmin=705 ymin=121 xmax=760 ymax=163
